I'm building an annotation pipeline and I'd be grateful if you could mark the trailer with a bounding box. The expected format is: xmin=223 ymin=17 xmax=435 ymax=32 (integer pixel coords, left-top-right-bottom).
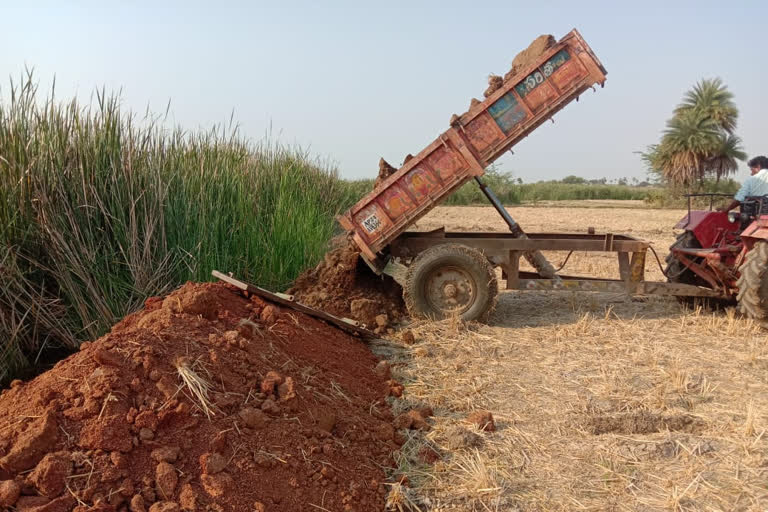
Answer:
xmin=338 ymin=29 xmax=724 ymax=321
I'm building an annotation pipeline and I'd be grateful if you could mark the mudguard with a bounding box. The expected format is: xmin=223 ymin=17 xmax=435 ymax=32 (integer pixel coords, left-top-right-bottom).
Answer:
xmin=674 ymin=210 xmax=739 ymax=248
xmin=739 ymin=215 xmax=768 ymax=250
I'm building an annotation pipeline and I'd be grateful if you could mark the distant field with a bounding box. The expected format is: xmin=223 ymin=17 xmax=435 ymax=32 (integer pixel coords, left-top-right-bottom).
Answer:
xmin=342 ymin=178 xmax=739 ymax=209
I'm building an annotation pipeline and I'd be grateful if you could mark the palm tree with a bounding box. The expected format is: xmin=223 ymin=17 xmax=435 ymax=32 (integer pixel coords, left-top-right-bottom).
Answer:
xmin=674 ymin=78 xmax=738 ymax=134
xmin=642 ymin=78 xmax=745 ymax=187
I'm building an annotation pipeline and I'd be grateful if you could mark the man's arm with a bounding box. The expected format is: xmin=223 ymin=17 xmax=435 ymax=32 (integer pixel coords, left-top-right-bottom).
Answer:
xmin=718 ymin=178 xmax=752 ymax=212
xmin=718 ymin=199 xmax=740 ymax=212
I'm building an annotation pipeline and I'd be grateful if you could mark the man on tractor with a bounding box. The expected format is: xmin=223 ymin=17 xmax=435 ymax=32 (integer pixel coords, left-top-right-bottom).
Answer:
xmin=718 ymin=155 xmax=768 ymax=213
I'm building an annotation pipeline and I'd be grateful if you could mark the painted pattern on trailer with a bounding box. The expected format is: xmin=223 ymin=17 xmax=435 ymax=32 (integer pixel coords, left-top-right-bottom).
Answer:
xmin=404 ymin=167 xmax=440 ymax=200
xmin=488 ymin=92 xmax=528 ymax=134
xmin=464 ymin=113 xmax=504 ymax=153
xmin=379 ymin=184 xmax=416 ymax=219
xmin=425 ymin=146 xmax=468 ymax=181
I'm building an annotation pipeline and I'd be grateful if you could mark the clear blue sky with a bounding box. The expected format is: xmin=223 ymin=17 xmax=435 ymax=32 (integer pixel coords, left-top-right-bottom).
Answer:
xmin=2 ymin=0 xmax=765 ymax=182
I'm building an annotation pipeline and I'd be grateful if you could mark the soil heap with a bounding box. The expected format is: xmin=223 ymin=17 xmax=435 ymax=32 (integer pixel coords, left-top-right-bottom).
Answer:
xmin=0 ymin=282 xmax=400 ymax=512
xmin=288 ymin=242 xmax=406 ymax=332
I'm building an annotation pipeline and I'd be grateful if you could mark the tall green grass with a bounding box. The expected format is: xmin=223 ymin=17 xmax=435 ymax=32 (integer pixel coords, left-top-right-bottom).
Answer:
xmin=0 ymin=75 xmax=353 ymax=383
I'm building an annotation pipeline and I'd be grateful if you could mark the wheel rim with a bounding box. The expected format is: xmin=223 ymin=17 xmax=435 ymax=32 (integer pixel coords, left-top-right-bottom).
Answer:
xmin=422 ymin=265 xmax=477 ymax=316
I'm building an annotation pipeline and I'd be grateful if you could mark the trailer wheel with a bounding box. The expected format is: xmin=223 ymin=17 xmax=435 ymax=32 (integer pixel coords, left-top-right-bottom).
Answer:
xmin=736 ymin=240 xmax=768 ymax=320
xmin=404 ymin=244 xmax=497 ymax=322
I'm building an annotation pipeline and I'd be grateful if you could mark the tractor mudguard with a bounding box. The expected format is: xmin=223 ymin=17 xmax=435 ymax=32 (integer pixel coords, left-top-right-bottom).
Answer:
xmin=674 ymin=210 xmax=739 ymax=248
xmin=739 ymin=215 xmax=768 ymax=250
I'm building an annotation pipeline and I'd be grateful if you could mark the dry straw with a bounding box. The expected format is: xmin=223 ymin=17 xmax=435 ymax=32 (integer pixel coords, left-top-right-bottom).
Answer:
xmin=379 ymin=205 xmax=768 ymax=511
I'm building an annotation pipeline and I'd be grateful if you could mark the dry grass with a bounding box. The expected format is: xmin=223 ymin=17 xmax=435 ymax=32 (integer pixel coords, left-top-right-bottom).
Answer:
xmin=380 ymin=205 xmax=768 ymax=511
xmin=175 ymin=358 xmax=216 ymax=419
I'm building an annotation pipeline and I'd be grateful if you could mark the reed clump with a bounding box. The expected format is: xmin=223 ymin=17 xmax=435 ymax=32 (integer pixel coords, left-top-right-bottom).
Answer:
xmin=0 ymin=73 xmax=354 ymax=383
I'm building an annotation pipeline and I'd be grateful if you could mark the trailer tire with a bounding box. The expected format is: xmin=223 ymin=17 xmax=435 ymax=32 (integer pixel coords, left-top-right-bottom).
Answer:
xmin=404 ymin=244 xmax=497 ymax=322
xmin=736 ymin=240 xmax=768 ymax=320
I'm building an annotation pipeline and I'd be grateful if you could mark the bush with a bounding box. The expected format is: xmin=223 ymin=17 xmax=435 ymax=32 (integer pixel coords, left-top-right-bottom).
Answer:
xmin=0 ymin=76 xmax=352 ymax=383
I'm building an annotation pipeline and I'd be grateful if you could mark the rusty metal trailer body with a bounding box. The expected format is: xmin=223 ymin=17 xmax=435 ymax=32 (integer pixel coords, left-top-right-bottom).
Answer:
xmin=338 ymin=29 xmax=607 ymax=269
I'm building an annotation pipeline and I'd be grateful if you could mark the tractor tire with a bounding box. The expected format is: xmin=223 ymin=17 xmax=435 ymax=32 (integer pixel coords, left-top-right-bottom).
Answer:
xmin=404 ymin=244 xmax=497 ymax=322
xmin=665 ymin=232 xmax=701 ymax=284
xmin=665 ymin=231 xmax=702 ymax=306
xmin=665 ymin=231 xmax=730 ymax=308
xmin=736 ymin=240 xmax=768 ymax=320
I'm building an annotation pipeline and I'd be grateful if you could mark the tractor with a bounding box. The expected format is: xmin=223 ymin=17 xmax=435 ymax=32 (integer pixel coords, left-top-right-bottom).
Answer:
xmin=666 ymin=193 xmax=768 ymax=320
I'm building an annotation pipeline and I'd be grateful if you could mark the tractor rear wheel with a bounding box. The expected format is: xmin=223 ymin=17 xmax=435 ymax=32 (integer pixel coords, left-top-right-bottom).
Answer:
xmin=736 ymin=241 xmax=768 ymax=320
xmin=404 ymin=244 xmax=497 ymax=322
xmin=665 ymin=232 xmax=704 ymax=305
xmin=665 ymin=231 xmax=732 ymax=308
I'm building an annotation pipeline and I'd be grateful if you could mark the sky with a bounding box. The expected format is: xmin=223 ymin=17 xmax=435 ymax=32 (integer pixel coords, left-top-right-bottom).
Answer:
xmin=1 ymin=0 xmax=765 ymax=183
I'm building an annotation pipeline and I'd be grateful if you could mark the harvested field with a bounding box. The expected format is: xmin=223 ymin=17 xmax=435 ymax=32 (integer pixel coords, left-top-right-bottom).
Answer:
xmin=0 ymin=282 xmax=401 ymax=512
xmin=376 ymin=205 xmax=768 ymax=511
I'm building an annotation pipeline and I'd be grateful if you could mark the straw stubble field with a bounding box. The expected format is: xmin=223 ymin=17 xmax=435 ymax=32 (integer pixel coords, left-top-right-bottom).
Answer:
xmin=379 ymin=205 xmax=768 ymax=511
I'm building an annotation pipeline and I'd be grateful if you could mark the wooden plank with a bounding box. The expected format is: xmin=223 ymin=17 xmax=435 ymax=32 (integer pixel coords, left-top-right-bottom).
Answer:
xmin=211 ymin=271 xmax=376 ymax=338
xmin=617 ymin=252 xmax=630 ymax=281
xmin=506 ymin=250 xmax=521 ymax=290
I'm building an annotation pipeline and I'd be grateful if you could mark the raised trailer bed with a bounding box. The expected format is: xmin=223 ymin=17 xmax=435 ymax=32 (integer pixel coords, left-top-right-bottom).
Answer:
xmin=338 ymin=29 xmax=607 ymax=272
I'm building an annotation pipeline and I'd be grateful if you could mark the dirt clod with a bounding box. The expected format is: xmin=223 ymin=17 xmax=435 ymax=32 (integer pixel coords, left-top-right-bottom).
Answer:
xmin=149 ymin=501 xmax=180 ymax=512
xmin=0 ymin=410 xmax=58 ymax=472
xmin=178 ymin=484 xmax=197 ymax=511
xmin=393 ymin=410 xmax=430 ymax=431
xmin=374 ymin=158 xmax=398 ymax=189
xmin=151 ymin=446 xmax=180 ymax=464
xmin=484 ymin=75 xmax=504 ymax=98
xmin=400 ymin=330 xmax=416 ymax=345
xmin=200 ymin=472 xmax=233 ymax=497
xmin=155 ymin=461 xmax=178 ymax=499
xmin=0 ymin=479 xmax=21 ymax=507
xmin=444 ymin=426 xmax=483 ymax=450
xmin=466 ymin=410 xmax=496 ymax=432
xmin=200 ymin=453 xmax=227 ymax=475
xmin=29 ymin=452 xmax=72 ymax=498
xmin=260 ymin=371 xmax=283 ymax=396
xmin=238 ymin=407 xmax=267 ymax=429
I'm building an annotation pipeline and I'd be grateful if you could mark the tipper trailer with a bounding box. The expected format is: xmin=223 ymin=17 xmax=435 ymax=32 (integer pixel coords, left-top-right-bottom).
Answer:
xmin=337 ymin=29 xmax=743 ymax=322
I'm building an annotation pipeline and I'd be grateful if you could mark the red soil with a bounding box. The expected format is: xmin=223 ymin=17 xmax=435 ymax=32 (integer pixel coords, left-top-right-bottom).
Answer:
xmin=0 ymin=282 xmax=399 ymax=512
xmin=288 ymin=242 xmax=406 ymax=332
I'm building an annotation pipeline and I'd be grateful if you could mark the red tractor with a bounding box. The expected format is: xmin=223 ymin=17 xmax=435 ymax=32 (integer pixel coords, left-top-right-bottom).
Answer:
xmin=666 ymin=193 xmax=768 ymax=320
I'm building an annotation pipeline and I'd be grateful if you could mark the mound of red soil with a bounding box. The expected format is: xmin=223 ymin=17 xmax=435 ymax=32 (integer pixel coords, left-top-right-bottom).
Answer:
xmin=288 ymin=242 xmax=406 ymax=332
xmin=0 ymin=282 xmax=399 ymax=512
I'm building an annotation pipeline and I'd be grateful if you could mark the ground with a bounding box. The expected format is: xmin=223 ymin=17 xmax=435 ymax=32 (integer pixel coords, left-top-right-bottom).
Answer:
xmin=379 ymin=204 xmax=768 ymax=512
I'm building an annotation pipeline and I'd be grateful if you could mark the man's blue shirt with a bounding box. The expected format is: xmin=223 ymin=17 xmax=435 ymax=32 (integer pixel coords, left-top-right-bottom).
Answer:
xmin=735 ymin=169 xmax=768 ymax=201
